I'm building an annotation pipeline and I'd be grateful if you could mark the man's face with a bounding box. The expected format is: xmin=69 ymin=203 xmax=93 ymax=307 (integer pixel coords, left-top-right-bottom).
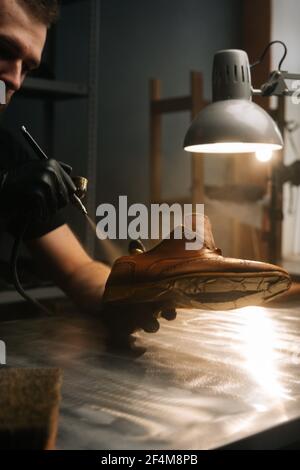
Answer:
xmin=0 ymin=0 xmax=47 ymax=106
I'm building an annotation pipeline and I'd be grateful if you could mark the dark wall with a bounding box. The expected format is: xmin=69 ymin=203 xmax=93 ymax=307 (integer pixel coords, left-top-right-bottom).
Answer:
xmin=2 ymin=0 xmax=242 ymax=253
xmin=98 ymin=0 xmax=242 ymax=207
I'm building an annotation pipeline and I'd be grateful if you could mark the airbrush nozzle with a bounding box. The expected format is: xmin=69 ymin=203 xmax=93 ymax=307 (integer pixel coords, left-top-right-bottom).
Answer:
xmin=72 ymin=194 xmax=88 ymax=216
xmin=21 ymin=126 xmax=48 ymax=160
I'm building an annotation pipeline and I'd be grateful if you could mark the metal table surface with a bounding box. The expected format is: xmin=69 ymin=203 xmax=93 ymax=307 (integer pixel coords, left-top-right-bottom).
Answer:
xmin=1 ymin=301 xmax=300 ymax=450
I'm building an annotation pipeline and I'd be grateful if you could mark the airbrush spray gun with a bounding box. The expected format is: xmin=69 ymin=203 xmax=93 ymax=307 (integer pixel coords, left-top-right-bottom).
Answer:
xmin=21 ymin=125 xmax=88 ymax=216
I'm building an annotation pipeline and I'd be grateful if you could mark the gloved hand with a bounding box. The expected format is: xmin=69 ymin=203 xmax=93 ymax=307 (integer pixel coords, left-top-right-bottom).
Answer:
xmin=100 ymin=238 xmax=178 ymax=347
xmin=0 ymin=159 xmax=77 ymax=222
xmin=101 ymin=301 xmax=177 ymax=336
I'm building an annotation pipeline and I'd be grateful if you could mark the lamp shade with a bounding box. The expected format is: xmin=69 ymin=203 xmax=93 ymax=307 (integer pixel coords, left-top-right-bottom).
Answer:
xmin=183 ymin=99 xmax=283 ymax=153
xmin=183 ymin=49 xmax=283 ymax=153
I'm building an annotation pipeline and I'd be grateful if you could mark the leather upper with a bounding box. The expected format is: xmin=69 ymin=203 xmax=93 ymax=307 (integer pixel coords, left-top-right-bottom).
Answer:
xmin=104 ymin=215 xmax=290 ymax=291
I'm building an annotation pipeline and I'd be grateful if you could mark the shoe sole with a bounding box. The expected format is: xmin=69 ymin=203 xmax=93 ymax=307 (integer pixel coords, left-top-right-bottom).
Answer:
xmin=104 ymin=271 xmax=291 ymax=310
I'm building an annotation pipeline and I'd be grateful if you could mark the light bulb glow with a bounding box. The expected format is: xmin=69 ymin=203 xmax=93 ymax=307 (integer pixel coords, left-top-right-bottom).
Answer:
xmin=184 ymin=142 xmax=282 ymax=154
xmin=255 ymin=148 xmax=273 ymax=162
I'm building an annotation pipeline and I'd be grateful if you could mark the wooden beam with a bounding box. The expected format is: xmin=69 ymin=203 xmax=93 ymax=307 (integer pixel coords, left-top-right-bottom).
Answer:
xmin=150 ymin=79 xmax=162 ymax=202
xmin=234 ymin=0 xmax=274 ymax=262
xmin=151 ymin=96 xmax=192 ymax=114
xmin=191 ymin=71 xmax=205 ymax=204
xmin=243 ymin=0 xmax=271 ymax=110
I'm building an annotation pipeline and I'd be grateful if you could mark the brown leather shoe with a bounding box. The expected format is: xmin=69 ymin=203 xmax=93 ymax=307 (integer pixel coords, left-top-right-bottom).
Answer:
xmin=103 ymin=215 xmax=291 ymax=310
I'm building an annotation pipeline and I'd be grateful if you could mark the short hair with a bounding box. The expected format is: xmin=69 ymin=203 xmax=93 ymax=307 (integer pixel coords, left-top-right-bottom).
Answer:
xmin=17 ymin=0 xmax=60 ymax=28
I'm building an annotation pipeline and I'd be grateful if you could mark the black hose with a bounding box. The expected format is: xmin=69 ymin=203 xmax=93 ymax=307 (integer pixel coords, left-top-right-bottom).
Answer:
xmin=251 ymin=40 xmax=288 ymax=71
xmin=10 ymin=219 xmax=52 ymax=316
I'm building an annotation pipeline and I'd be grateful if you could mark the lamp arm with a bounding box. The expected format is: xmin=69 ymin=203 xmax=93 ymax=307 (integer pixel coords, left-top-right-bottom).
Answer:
xmin=251 ymin=87 xmax=263 ymax=96
xmin=252 ymin=70 xmax=300 ymax=98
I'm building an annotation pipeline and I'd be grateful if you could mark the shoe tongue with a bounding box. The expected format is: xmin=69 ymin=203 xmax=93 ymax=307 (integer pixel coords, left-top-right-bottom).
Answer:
xmin=148 ymin=215 xmax=217 ymax=255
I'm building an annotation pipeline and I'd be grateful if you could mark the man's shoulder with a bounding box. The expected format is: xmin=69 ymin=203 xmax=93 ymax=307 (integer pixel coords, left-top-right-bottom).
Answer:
xmin=0 ymin=127 xmax=32 ymax=169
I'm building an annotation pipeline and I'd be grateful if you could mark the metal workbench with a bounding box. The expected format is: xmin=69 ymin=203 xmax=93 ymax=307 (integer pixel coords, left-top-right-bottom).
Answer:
xmin=1 ymin=301 xmax=300 ymax=450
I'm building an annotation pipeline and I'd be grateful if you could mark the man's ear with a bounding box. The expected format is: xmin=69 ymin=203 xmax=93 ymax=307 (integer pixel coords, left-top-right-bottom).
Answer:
xmin=0 ymin=81 xmax=6 ymax=104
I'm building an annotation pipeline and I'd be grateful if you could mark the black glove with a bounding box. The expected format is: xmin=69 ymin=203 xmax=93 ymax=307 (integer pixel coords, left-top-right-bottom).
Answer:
xmin=101 ymin=301 xmax=177 ymax=337
xmin=0 ymin=159 xmax=77 ymax=222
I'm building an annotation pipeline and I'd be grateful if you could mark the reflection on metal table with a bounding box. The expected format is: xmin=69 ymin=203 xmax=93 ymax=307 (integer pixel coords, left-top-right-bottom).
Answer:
xmin=1 ymin=301 xmax=300 ymax=449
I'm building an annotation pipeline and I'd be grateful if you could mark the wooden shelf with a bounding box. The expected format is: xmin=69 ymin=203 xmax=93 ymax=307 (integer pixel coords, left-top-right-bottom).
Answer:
xmin=20 ymin=77 xmax=88 ymax=100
